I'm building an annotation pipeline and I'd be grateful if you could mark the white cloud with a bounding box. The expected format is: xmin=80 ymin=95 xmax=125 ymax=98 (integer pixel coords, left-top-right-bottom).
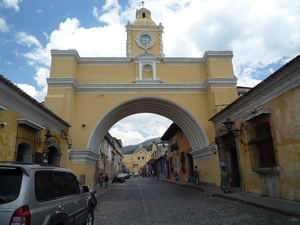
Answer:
xmin=15 ymin=31 xmax=41 ymax=48
xmin=109 ymin=128 xmax=146 ymax=147
xmin=1 ymin=0 xmax=22 ymax=11
xmin=109 ymin=113 xmax=172 ymax=146
xmin=0 ymin=17 xmax=10 ymax=33
xmin=16 ymin=83 xmax=46 ymax=102
xmin=34 ymin=66 xmax=49 ymax=88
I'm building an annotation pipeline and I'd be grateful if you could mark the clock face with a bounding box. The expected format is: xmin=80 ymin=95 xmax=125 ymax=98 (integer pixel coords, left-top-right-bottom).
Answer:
xmin=136 ymin=32 xmax=155 ymax=49
xmin=139 ymin=34 xmax=152 ymax=46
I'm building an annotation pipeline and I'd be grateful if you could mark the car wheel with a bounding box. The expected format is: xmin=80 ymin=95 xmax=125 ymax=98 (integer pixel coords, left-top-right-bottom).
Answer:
xmin=84 ymin=209 xmax=94 ymax=225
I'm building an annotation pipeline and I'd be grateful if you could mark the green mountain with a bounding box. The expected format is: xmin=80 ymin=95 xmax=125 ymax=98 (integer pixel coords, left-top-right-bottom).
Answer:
xmin=122 ymin=137 xmax=161 ymax=154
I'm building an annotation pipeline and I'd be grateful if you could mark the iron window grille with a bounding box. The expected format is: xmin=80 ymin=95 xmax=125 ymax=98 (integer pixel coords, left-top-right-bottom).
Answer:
xmin=247 ymin=114 xmax=276 ymax=170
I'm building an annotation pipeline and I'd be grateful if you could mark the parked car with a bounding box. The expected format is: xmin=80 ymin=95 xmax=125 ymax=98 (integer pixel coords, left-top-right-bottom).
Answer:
xmin=124 ymin=172 xmax=131 ymax=179
xmin=112 ymin=174 xmax=126 ymax=183
xmin=133 ymin=172 xmax=139 ymax=177
xmin=0 ymin=162 xmax=94 ymax=225
xmin=120 ymin=173 xmax=130 ymax=179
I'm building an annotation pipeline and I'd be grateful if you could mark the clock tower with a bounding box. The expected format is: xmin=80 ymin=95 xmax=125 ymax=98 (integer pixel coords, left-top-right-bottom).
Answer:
xmin=126 ymin=5 xmax=164 ymax=58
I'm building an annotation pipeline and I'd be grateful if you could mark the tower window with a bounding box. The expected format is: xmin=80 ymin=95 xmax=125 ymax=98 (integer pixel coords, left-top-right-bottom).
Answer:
xmin=142 ymin=13 xmax=146 ymax=18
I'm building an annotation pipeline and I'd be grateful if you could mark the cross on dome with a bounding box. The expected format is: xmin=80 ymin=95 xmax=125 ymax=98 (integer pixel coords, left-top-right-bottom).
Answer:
xmin=141 ymin=1 xmax=145 ymax=8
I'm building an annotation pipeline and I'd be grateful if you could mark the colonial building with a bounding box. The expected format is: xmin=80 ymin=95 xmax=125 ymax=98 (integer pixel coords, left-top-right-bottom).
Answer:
xmin=96 ymin=132 xmax=123 ymax=180
xmin=144 ymin=141 xmax=168 ymax=177
xmin=123 ymin=144 xmax=152 ymax=174
xmin=210 ymin=55 xmax=300 ymax=201
xmin=161 ymin=123 xmax=196 ymax=182
xmin=0 ymin=75 xmax=70 ymax=166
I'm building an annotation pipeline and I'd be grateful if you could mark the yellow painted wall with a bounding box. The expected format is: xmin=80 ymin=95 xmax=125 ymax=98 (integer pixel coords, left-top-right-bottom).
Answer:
xmin=123 ymin=151 xmax=152 ymax=173
xmin=266 ymin=87 xmax=300 ymax=200
xmin=226 ymin=86 xmax=300 ymax=200
xmin=0 ymin=108 xmax=18 ymax=161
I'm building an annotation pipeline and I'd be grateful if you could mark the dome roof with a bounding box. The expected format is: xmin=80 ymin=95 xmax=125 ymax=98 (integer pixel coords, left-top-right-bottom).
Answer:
xmin=133 ymin=8 xmax=156 ymax=25
xmin=134 ymin=144 xmax=148 ymax=153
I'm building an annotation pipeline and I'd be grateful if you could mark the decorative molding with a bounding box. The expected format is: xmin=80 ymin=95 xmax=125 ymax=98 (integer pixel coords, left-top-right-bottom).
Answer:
xmin=189 ymin=145 xmax=217 ymax=161
xmin=142 ymin=63 xmax=153 ymax=72
xmin=68 ymin=149 xmax=100 ymax=164
xmin=126 ymin=29 xmax=132 ymax=57
xmin=47 ymin=77 xmax=236 ymax=93
xmin=158 ymin=30 xmax=164 ymax=58
xmin=0 ymin=105 xmax=7 ymax=112
xmin=252 ymin=167 xmax=280 ymax=176
xmin=244 ymin=107 xmax=270 ymax=122
xmin=16 ymin=118 xmax=45 ymax=131
xmin=163 ymin=51 xmax=233 ymax=65
xmin=132 ymin=79 xmax=162 ymax=84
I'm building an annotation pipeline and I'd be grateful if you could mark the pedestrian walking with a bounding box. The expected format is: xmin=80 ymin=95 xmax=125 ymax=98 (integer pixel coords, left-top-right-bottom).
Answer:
xmin=99 ymin=173 xmax=103 ymax=188
xmin=104 ymin=174 xmax=109 ymax=189
xmin=220 ymin=162 xmax=231 ymax=193
xmin=193 ymin=166 xmax=199 ymax=185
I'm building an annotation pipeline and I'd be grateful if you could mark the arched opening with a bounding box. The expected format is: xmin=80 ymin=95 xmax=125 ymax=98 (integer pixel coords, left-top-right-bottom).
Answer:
xmin=87 ymin=97 xmax=209 ymax=152
xmin=44 ymin=139 xmax=61 ymax=166
xmin=47 ymin=147 xmax=60 ymax=166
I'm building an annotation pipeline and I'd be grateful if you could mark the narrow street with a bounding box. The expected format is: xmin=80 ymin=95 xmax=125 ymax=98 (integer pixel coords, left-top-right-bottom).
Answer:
xmin=94 ymin=176 xmax=297 ymax=225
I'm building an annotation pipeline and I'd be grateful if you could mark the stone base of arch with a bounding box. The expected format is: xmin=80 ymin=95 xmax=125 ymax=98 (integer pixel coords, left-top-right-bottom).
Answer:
xmin=68 ymin=149 xmax=100 ymax=164
xmin=190 ymin=145 xmax=217 ymax=161
xmin=68 ymin=149 xmax=100 ymax=186
xmin=190 ymin=145 xmax=220 ymax=186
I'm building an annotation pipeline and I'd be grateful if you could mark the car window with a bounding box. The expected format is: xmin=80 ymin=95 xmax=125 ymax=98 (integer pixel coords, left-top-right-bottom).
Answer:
xmin=54 ymin=172 xmax=70 ymax=197
xmin=65 ymin=172 xmax=80 ymax=195
xmin=0 ymin=167 xmax=23 ymax=204
xmin=35 ymin=171 xmax=59 ymax=201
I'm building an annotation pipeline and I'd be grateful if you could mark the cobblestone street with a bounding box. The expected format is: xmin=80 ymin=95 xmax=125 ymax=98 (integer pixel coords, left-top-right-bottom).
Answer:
xmin=94 ymin=177 xmax=298 ymax=225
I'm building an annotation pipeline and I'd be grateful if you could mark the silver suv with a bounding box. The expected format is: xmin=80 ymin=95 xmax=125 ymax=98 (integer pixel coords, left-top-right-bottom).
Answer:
xmin=0 ymin=162 xmax=94 ymax=225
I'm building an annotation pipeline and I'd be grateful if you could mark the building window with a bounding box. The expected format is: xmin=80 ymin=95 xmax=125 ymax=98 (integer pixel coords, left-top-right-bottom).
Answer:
xmin=16 ymin=143 xmax=32 ymax=163
xmin=171 ymin=136 xmax=178 ymax=152
xmin=247 ymin=115 xmax=276 ymax=169
xmin=15 ymin=124 xmax=38 ymax=163
xmin=180 ymin=151 xmax=185 ymax=173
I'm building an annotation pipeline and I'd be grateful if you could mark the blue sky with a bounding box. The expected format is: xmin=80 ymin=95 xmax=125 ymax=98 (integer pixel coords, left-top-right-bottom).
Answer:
xmin=1 ymin=0 xmax=300 ymax=146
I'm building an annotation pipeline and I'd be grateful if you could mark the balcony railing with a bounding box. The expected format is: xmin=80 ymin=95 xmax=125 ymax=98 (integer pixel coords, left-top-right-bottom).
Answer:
xmin=171 ymin=143 xmax=178 ymax=152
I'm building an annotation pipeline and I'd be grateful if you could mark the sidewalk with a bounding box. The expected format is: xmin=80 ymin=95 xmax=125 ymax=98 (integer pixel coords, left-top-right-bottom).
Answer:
xmin=159 ymin=178 xmax=300 ymax=219
xmin=94 ymin=178 xmax=300 ymax=219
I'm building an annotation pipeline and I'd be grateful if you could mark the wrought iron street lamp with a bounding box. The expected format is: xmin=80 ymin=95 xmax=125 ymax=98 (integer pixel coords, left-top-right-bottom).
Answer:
xmin=61 ymin=130 xmax=72 ymax=149
xmin=44 ymin=128 xmax=53 ymax=145
xmin=222 ymin=118 xmax=246 ymax=145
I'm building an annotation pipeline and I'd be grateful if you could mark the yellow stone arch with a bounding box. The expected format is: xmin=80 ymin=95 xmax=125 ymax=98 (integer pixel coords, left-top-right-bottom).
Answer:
xmin=45 ymin=6 xmax=239 ymax=187
xmin=87 ymin=96 xmax=209 ymax=152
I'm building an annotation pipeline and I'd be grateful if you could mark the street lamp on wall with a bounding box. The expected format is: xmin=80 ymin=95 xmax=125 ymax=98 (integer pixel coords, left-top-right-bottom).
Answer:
xmin=44 ymin=128 xmax=53 ymax=146
xmin=222 ymin=118 xmax=246 ymax=145
xmin=61 ymin=130 xmax=72 ymax=149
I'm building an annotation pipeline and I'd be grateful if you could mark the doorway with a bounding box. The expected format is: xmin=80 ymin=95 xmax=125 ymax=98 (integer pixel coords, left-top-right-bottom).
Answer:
xmin=223 ymin=134 xmax=241 ymax=187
